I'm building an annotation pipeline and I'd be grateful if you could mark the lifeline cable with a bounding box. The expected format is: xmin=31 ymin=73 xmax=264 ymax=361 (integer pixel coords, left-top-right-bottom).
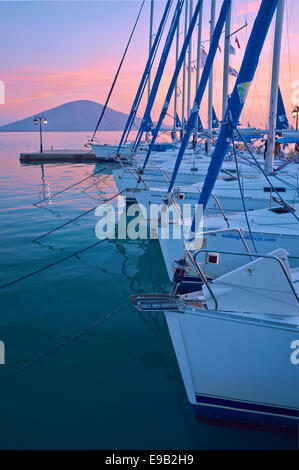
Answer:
xmin=0 ymin=302 xmax=130 ymax=382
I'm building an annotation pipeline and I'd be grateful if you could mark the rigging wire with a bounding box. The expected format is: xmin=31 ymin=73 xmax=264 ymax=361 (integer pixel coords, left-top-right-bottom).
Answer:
xmin=234 ymin=126 xmax=299 ymax=223
xmin=232 ymin=137 xmax=257 ymax=253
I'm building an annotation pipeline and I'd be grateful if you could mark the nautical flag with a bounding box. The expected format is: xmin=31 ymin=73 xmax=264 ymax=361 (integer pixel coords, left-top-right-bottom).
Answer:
xmin=235 ymin=36 xmax=241 ymax=49
xmin=229 ymin=66 xmax=238 ymax=77
xmin=229 ymin=45 xmax=236 ymax=55
xmin=176 ymin=113 xmax=182 ymax=128
xmin=212 ymin=107 xmax=219 ymax=128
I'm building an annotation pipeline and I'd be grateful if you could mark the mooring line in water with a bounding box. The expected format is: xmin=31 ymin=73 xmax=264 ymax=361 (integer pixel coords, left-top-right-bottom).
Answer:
xmin=34 ymin=166 xmax=108 ymax=205
xmin=0 ymin=239 xmax=107 ymax=291
xmin=0 ymin=302 xmax=130 ymax=383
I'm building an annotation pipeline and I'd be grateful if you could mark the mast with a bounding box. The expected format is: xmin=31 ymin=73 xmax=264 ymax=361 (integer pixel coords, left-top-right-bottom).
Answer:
xmin=181 ymin=0 xmax=189 ymax=137
xmin=173 ymin=2 xmax=180 ymax=141
xmin=168 ymin=0 xmax=232 ymax=193
xmin=222 ymin=0 xmax=231 ymax=119
xmin=194 ymin=1 xmax=203 ymax=141
xmin=146 ymin=0 xmax=154 ymax=143
xmin=265 ymin=0 xmax=285 ymax=173
xmin=117 ymin=0 xmax=173 ymax=153
xmin=187 ymin=0 xmax=193 ymax=119
xmin=207 ymin=0 xmax=216 ymax=155
xmin=143 ymin=0 xmax=203 ymax=170
xmin=133 ymin=0 xmax=184 ymax=153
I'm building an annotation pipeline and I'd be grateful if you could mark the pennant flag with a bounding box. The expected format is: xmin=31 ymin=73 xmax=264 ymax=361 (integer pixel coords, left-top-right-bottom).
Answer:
xmin=176 ymin=113 xmax=182 ymax=128
xmin=229 ymin=66 xmax=238 ymax=77
xmin=235 ymin=36 xmax=241 ymax=49
xmin=229 ymin=45 xmax=236 ymax=55
xmin=212 ymin=107 xmax=219 ymax=128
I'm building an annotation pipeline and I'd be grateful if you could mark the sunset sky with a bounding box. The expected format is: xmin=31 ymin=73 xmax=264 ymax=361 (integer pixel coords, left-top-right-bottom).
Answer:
xmin=0 ymin=0 xmax=298 ymax=129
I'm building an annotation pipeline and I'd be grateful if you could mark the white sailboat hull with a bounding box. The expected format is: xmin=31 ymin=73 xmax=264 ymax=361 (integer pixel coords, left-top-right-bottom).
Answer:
xmin=90 ymin=143 xmax=121 ymax=161
xmin=165 ymin=308 xmax=299 ymax=427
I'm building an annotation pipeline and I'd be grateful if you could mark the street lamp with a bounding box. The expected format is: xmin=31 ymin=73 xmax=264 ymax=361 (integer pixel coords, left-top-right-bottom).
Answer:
xmin=34 ymin=116 xmax=47 ymax=153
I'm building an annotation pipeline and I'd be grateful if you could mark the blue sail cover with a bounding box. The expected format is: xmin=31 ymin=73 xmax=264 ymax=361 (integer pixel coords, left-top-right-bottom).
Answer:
xmin=212 ymin=106 xmax=219 ymax=128
xmin=168 ymin=0 xmax=232 ymax=193
xmin=142 ymin=0 xmax=203 ymax=169
xmin=134 ymin=0 xmax=185 ymax=153
xmin=117 ymin=0 xmax=173 ymax=153
xmin=189 ymin=0 xmax=279 ymax=235
xmin=276 ymin=86 xmax=289 ymax=131
xmin=144 ymin=116 xmax=153 ymax=132
xmin=197 ymin=115 xmax=203 ymax=131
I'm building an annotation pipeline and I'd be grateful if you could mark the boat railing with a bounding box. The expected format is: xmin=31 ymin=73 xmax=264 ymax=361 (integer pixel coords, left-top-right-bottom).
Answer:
xmin=195 ymin=185 xmax=230 ymax=228
xmin=185 ymin=248 xmax=299 ymax=310
xmin=118 ymin=165 xmax=170 ymax=188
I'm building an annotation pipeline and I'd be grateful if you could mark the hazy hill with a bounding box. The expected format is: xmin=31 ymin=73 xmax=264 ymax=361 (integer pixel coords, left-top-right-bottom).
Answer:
xmin=0 ymin=100 xmax=142 ymax=132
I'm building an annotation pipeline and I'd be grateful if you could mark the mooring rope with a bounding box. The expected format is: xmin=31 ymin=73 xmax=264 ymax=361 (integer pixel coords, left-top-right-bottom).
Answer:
xmin=0 ymin=239 xmax=107 ymax=291
xmin=33 ymin=205 xmax=98 ymax=242
xmin=33 ymin=189 xmax=126 ymax=242
xmin=0 ymin=302 xmax=130 ymax=383
xmin=235 ymin=127 xmax=299 ymax=223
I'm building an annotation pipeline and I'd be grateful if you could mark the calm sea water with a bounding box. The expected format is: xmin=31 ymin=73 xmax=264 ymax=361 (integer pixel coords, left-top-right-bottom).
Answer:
xmin=0 ymin=132 xmax=297 ymax=450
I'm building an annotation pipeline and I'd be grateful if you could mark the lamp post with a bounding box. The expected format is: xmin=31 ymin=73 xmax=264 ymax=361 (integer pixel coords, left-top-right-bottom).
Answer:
xmin=34 ymin=116 xmax=47 ymax=153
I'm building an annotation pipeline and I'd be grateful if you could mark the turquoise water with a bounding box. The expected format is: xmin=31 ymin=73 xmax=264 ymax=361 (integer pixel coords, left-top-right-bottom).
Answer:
xmin=0 ymin=132 xmax=297 ymax=449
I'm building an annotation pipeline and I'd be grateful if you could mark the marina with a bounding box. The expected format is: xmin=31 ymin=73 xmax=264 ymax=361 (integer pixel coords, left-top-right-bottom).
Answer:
xmin=0 ymin=0 xmax=298 ymax=453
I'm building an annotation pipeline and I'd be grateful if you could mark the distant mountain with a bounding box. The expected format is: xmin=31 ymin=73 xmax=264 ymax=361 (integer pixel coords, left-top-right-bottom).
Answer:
xmin=0 ymin=100 xmax=142 ymax=132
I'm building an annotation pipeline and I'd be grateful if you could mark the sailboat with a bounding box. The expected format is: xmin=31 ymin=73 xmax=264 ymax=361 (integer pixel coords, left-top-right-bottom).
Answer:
xmin=158 ymin=201 xmax=299 ymax=288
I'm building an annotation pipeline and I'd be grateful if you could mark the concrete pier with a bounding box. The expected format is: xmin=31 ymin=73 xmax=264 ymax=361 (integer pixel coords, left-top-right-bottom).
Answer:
xmin=20 ymin=149 xmax=97 ymax=162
